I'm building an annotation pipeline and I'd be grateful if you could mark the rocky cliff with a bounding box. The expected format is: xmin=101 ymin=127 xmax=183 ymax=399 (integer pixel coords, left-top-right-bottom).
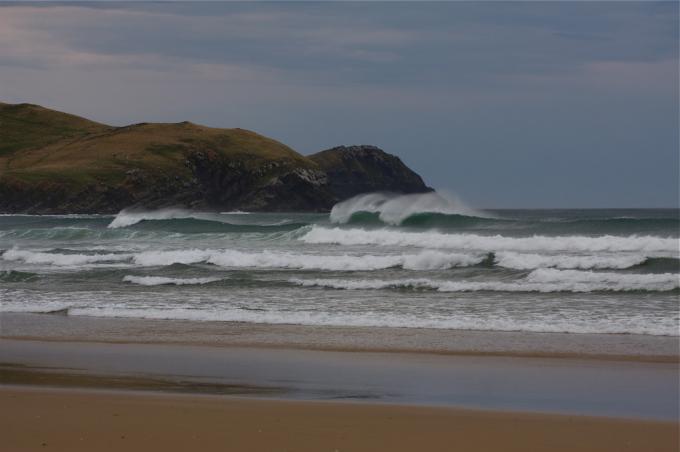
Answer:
xmin=0 ymin=103 xmax=430 ymax=213
xmin=309 ymin=145 xmax=432 ymax=202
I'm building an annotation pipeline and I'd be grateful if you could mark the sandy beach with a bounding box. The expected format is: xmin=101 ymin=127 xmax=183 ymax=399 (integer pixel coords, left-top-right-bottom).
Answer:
xmin=2 ymin=299 xmax=679 ymax=452
xmin=1 ymin=331 xmax=678 ymax=452
xmin=1 ymin=317 xmax=678 ymax=451
xmin=2 ymin=386 xmax=678 ymax=452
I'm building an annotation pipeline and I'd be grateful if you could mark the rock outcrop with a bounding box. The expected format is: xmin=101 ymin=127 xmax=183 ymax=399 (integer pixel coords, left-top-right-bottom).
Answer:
xmin=309 ymin=145 xmax=432 ymax=202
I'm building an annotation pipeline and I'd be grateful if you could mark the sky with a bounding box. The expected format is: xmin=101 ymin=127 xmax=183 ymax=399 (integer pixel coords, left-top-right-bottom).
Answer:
xmin=0 ymin=1 xmax=677 ymax=208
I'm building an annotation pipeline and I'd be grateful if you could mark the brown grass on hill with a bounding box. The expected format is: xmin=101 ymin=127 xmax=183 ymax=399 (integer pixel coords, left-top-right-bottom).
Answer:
xmin=0 ymin=102 xmax=313 ymax=187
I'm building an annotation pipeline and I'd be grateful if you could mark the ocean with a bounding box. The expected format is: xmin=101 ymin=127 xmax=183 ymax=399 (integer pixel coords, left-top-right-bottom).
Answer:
xmin=1 ymin=193 xmax=678 ymax=337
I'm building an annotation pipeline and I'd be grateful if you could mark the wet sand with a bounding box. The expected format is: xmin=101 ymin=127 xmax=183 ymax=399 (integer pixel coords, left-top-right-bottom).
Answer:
xmin=1 ymin=339 xmax=678 ymax=419
xmin=1 ymin=313 xmax=678 ymax=451
xmin=2 ymin=312 xmax=677 ymax=361
xmin=2 ymin=386 xmax=678 ymax=452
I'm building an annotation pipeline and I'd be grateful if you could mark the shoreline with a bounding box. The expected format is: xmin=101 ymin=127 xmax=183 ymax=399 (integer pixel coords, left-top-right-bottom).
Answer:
xmin=2 ymin=338 xmax=677 ymax=420
xmin=3 ymin=318 xmax=678 ymax=450
xmin=7 ymin=334 xmax=677 ymax=364
xmin=2 ymin=312 xmax=677 ymax=363
xmin=2 ymin=386 xmax=678 ymax=452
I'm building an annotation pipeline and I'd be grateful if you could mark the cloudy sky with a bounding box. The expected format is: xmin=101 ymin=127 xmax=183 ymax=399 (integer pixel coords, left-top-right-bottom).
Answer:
xmin=1 ymin=1 xmax=677 ymax=208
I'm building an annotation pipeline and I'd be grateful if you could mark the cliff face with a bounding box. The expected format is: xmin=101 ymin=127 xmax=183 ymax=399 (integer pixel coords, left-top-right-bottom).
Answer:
xmin=309 ymin=145 xmax=432 ymax=202
xmin=0 ymin=103 xmax=430 ymax=213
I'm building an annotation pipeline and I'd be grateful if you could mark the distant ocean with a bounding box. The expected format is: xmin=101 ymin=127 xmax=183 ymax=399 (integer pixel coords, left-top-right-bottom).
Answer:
xmin=1 ymin=193 xmax=678 ymax=336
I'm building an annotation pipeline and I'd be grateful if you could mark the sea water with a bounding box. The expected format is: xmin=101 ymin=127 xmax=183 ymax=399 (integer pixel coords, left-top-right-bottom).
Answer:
xmin=1 ymin=193 xmax=678 ymax=336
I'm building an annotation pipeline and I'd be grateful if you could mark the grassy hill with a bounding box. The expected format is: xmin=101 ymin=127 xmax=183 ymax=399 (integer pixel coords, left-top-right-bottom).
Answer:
xmin=1 ymin=104 xmax=312 ymax=188
xmin=0 ymin=103 xmax=429 ymax=213
xmin=0 ymin=102 xmax=110 ymax=157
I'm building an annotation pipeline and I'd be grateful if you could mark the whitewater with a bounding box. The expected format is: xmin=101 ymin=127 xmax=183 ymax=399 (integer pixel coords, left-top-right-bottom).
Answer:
xmin=1 ymin=194 xmax=678 ymax=336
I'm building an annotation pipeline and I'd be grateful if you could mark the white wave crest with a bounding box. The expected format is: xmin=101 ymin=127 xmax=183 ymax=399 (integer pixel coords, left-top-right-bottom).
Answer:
xmin=2 ymin=249 xmax=132 ymax=266
xmin=133 ymin=249 xmax=484 ymax=271
xmin=330 ymin=191 xmax=488 ymax=225
xmin=27 ymin=306 xmax=674 ymax=336
xmin=108 ymin=208 xmax=211 ymax=228
xmin=494 ymin=252 xmax=648 ymax=270
xmin=525 ymin=268 xmax=678 ymax=286
xmin=2 ymin=291 xmax=677 ymax=336
xmin=2 ymin=302 xmax=674 ymax=336
xmin=4 ymin=246 xmax=666 ymax=272
xmin=132 ymin=249 xmax=211 ymax=266
xmin=300 ymin=227 xmax=678 ymax=254
xmin=291 ymin=269 xmax=679 ymax=293
xmin=122 ymin=275 xmax=222 ymax=286
xmin=108 ymin=208 xmax=299 ymax=229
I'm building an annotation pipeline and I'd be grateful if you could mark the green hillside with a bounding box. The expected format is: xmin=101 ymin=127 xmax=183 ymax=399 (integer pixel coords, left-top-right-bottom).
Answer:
xmin=0 ymin=102 xmax=429 ymax=213
xmin=0 ymin=102 xmax=110 ymax=157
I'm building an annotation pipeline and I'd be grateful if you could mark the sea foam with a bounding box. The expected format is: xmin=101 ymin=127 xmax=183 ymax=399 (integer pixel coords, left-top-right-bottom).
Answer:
xmin=3 ymin=247 xmax=666 ymax=271
xmin=300 ymin=226 xmax=678 ymax=255
xmin=1 ymin=249 xmax=132 ymax=266
xmin=330 ymin=191 xmax=488 ymax=225
xmin=493 ymin=252 xmax=649 ymax=270
xmin=25 ymin=303 xmax=673 ymax=336
xmin=290 ymin=268 xmax=680 ymax=293
xmin=133 ymin=248 xmax=485 ymax=271
xmin=108 ymin=208 xmax=205 ymax=228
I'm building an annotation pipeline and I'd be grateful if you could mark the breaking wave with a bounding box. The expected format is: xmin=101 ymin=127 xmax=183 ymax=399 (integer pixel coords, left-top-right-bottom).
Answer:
xmin=330 ymin=191 xmax=490 ymax=226
xmin=300 ymin=227 xmax=678 ymax=255
xmin=2 ymin=208 xmax=678 ymax=339
xmin=4 ymin=247 xmax=485 ymax=271
xmin=109 ymin=208 xmax=206 ymax=228
xmin=107 ymin=208 xmax=305 ymax=232
xmin=132 ymin=249 xmax=485 ymax=271
xmin=2 ymin=248 xmax=132 ymax=266
xmin=4 ymin=247 xmax=676 ymax=272
xmin=290 ymin=268 xmax=680 ymax=293
xmin=492 ymin=252 xmax=650 ymax=270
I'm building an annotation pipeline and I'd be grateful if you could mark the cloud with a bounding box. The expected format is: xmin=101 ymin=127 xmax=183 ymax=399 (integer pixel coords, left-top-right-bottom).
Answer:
xmin=0 ymin=2 xmax=676 ymax=85
xmin=0 ymin=2 xmax=676 ymax=207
